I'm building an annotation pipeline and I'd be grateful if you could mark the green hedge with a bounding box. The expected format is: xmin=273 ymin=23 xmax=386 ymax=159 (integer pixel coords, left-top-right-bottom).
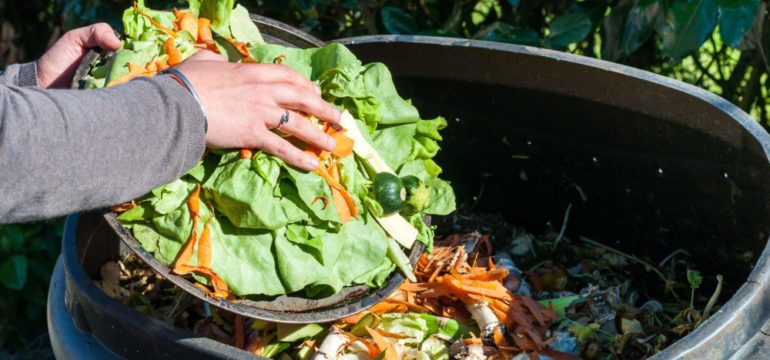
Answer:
xmin=1 ymin=0 xmax=768 ymax=353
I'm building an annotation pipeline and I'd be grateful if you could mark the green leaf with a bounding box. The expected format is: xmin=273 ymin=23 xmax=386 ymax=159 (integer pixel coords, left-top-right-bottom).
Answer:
xmin=380 ymin=6 xmax=418 ymax=34
xmin=199 ymin=0 xmax=235 ymax=31
xmin=603 ymin=0 xmax=664 ymax=61
xmin=547 ymin=12 xmax=593 ymax=48
xmin=718 ymin=0 xmax=759 ymax=47
xmin=661 ymin=0 xmax=719 ymax=60
xmin=568 ymin=321 xmax=600 ymax=342
xmin=424 ymin=177 xmax=456 ymax=216
xmin=538 ymin=295 xmax=581 ymax=318
xmin=229 ymin=4 xmax=264 ymax=45
xmin=0 ymin=256 xmax=28 ymax=290
xmin=481 ymin=22 xmax=540 ymax=46
xmin=0 ymin=225 xmax=25 ymax=252
xmin=276 ymin=323 xmax=324 ymax=342
xmin=687 ymin=269 xmax=703 ymax=289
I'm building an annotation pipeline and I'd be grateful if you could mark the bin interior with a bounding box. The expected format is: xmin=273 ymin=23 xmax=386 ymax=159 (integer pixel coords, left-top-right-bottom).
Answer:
xmin=342 ymin=40 xmax=770 ymax=294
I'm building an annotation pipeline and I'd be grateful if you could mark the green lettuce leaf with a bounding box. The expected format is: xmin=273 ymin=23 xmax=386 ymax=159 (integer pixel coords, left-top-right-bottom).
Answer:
xmin=229 ymin=4 xmax=263 ymax=45
xmin=199 ymin=0 xmax=235 ymax=31
xmin=108 ymin=0 xmax=455 ymax=298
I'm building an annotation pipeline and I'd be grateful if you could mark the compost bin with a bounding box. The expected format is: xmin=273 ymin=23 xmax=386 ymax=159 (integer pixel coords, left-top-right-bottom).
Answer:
xmin=48 ymin=18 xmax=770 ymax=360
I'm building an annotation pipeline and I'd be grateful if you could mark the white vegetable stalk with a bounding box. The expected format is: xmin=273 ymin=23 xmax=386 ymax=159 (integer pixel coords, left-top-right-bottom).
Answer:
xmin=449 ymin=340 xmax=486 ymax=360
xmin=467 ymin=302 xmax=504 ymax=346
xmin=312 ymin=327 xmax=349 ymax=360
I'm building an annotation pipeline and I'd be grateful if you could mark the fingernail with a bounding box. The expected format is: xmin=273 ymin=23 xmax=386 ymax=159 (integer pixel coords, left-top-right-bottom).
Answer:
xmin=326 ymin=136 xmax=337 ymax=151
xmin=314 ymin=84 xmax=322 ymax=95
xmin=307 ymin=157 xmax=319 ymax=170
xmin=333 ymin=108 xmax=342 ymax=121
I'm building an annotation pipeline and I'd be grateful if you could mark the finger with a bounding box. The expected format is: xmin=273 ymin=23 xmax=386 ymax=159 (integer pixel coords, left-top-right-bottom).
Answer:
xmin=266 ymin=109 xmax=336 ymax=151
xmin=245 ymin=64 xmax=320 ymax=95
xmin=81 ymin=23 xmax=122 ymax=51
xmin=186 ymin=49 xmax=226 ymax=62
xmin=251 ymin=127 xmax=319 ymax=171
xmin=272 ymin=84 xmax=341 ymax=124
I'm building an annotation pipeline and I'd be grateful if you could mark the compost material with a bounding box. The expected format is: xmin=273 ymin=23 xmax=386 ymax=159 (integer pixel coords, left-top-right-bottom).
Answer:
xmin=96 ymin=211 xmax=722 ymax=359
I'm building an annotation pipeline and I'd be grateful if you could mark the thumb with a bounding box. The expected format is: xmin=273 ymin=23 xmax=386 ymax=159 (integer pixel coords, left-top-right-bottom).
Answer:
xmin=77 ymin=23 xmax=122 ymax=51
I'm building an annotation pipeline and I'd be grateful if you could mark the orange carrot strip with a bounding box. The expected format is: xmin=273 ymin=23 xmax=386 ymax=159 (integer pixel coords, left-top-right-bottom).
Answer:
xmin=197 ymin=219 xmax=213 ymax=268
xmin=399 ymin=281 xmax=433 ymax=292
xmin=383 ymin=298 xmax=431 ymax=313
xmin=172 ymin=185 xmax=201 ymax=272
xmin=133 ymin=1 xmax=177 ymax=38
xmin=315 ymin=166 xmax=359 ymax=221
xmin=224 ymin=36 xmax=256 ymax=63
xmin=163 ymin=37 xmax=183 ymax=66
xmin=197 ymin=18 xmax=218 ymax=52
xmin=331 ymin=134 xmax=354 ymax=158
xmin=239 ymin=149 xmax=253 ymax=159
xmin=189 ymin=184 xmax=201 ymax=216
xmin=331 ymin=188 xmax=352 ymax=223
xmin=366 ymin=327 xmax=399 ymax=360
xmin=173 ymin=9 xmax=198 ymax=35
xmin=428 ymin=263 xmax=444 ymax=283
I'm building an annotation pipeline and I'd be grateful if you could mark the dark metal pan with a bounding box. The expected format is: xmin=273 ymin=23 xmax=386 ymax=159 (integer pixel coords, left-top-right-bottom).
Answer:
xmin=73 ymin=13 xmax=426 ymax=323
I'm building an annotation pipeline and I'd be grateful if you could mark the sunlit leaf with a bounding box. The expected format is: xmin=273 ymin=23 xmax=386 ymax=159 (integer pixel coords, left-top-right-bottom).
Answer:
xmin=661 ymin=0 xmax=719 ymax=60
xmin=718 ymin=0 xmax=759 ymax=47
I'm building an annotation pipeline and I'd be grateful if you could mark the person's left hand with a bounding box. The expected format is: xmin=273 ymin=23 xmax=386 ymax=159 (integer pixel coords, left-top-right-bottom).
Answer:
xmin=37 ymin=23 xmax=122 ymax=89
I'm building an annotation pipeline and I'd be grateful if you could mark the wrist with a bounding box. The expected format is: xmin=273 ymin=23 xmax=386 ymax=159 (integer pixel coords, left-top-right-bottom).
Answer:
xmin=158 ymin=68 xmax=208 ymax=133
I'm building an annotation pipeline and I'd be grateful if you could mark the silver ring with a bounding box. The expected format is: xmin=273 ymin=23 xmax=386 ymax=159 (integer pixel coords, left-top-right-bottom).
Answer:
xmin=277 ymin=110 xmax=290 ymax=130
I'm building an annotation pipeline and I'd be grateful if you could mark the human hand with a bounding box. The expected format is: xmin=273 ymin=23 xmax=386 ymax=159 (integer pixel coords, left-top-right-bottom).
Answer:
xmin=37 ymin=23 xmax=122 ymax=89
xmin=173 ymin=51 xmax=342 ymax=171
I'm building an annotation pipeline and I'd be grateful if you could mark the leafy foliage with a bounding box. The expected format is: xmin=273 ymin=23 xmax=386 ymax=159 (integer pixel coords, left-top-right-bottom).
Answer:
xmin=0 ymin=221 xmax=62 ymax=352
xmin=1 ymin=0 xmax=770 ymax=353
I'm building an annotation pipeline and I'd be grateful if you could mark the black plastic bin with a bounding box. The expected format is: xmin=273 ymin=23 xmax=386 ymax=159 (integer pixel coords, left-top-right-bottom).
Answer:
xmin=49 ymin=26 xmax=770 ymax=360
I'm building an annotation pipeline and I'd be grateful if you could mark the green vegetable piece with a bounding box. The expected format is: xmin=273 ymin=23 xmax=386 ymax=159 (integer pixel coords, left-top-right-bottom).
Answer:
xmin=277 ymin=323 xmax=324 ymax=342
xmin=568 ymin=321 xmax=600 ymax=343
xmin=350 ymin=312 xmax=382 ymax=337
xmin=538 ymin=295 xmax=580 ymax=318
xmin=373 ymin=172 xmax=406 ymax=215
xmin=387 ymin=238 xmax=417 ymax=282
xmin=401 ymin=175 xmax=431 ymax=213
xmin=414 ymin=313 xmax=472 ymax=340
xmin=687 ymin=269 xmax=703 ymax=289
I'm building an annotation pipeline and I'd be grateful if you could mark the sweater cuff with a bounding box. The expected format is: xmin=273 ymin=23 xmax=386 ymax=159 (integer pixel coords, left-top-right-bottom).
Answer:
xmin=152 ymin=75 xmax=207 ymax=171
xmin=18 ymin=62 xmax=38 ymax=87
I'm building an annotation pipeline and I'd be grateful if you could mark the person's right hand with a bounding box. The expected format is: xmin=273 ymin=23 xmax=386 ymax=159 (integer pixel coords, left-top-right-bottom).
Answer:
xmin=171 ymin=51 xmax=341 ymax=171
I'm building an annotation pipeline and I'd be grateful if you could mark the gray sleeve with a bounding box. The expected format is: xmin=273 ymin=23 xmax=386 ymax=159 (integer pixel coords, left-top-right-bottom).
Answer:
xmin=0 ymin=75 xmax=206 ymax=224
xmin=0 ymin=62 xmax=39 ymax=87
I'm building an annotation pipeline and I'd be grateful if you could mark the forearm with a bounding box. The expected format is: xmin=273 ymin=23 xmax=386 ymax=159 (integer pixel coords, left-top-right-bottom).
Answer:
xmin=0 ymin=62 xmax=39 ymax=87
xmin=0 ymin=76 xmax=206 ymax=224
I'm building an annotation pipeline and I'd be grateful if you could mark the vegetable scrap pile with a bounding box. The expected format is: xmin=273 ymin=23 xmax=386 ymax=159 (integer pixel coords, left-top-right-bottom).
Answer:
xmin=96 ymin=230 xmax=572 ymax=360
xmin=89 ymin=0 xmax=456 ymax=299
xmin=98 ymin=211 xmax=725 ymax=359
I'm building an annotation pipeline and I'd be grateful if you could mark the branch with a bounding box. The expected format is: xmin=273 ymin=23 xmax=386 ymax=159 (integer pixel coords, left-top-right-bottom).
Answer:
xmin=691 ymin=53 xmax=720 ymax=87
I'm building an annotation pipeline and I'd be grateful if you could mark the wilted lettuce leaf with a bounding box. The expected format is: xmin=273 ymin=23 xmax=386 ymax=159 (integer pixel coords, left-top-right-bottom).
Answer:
xmin=109 ymin=0 xmax=456 ymax=298
xmin=229 ymin=5 xmax=263 ymax=45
